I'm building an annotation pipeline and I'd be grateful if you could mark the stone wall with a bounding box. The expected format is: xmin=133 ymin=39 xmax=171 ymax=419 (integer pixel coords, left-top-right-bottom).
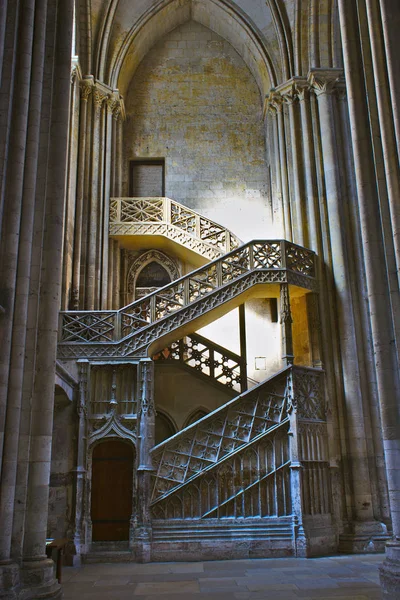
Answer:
xmin=124 ymin=20 xmax=271 ymax=242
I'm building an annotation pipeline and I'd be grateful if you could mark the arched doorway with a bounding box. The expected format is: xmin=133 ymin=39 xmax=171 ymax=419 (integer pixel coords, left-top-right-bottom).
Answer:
xmin=91 ymin=440 xmax=134 ymax=541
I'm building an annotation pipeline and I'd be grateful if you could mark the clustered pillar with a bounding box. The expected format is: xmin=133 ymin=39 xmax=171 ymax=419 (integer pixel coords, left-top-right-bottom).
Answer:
xmin=266 ymin=68 xmax=394 ymax=558
xmin=0 ymin=0 xmax=73 ymax=598
xmin=64 ymin=77 xmax=125 ymax=312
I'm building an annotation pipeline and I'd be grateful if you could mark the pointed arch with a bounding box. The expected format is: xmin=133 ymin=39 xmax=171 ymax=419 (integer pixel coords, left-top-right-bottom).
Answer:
xmin=106 ymin=0 xmax=277 ymax=98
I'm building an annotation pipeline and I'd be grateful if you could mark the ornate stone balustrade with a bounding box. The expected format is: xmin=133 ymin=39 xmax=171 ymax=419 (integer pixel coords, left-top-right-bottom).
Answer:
xmin=150 ymin=365 xmax=326 ymax=520
xmin=58 ymin=240 xmax=317 ymax=359
xmin=150 ymin=366 xmax=291 ymax=504
xmin=153 ymin=332 xmax=247 ymax=394
xmin=109 ymin=197 xmax=241 ymax=259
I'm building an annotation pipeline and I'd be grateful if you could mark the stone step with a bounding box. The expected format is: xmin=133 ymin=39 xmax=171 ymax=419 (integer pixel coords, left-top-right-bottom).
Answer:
xmin=84 ymin=550 xmax=134 ymax=564
xmin=84 ymin=541 xmax=133 ymax=563
xmin=152 ymin=518 xmax=294 ymax=542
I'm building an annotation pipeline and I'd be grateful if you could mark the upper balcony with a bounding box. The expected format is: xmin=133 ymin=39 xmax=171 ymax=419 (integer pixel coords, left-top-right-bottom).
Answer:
xmin=109 ymin=197 xmax=241 ymax=263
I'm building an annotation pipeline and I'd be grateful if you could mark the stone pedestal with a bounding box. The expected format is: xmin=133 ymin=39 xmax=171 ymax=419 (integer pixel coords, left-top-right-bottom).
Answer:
xmin=0 ymin=562 xmax=19 ymax=600
xmin=380 ymin=542 xmax=400 ymax=599
xmin=339 ymin=521 xmax=390 ymax=553
xmin=18 ymin=559 xmax=61 ymax=600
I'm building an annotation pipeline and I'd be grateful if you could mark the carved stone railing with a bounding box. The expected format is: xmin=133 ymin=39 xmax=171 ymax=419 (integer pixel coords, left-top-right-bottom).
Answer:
xmin=109 ymin=197 xmax=241 ymax=259
xmin=150 ymin=367 xmax=291 ymax=504
xmin=151 ymin=422 xmax=291 ymax=520
xmin=58 ymin=240 xmax=317 ymax=359
xmin=150 ymin=366 xmax=327 ymax=521
xmin=153 ymin=333 xmax=247 ymax=394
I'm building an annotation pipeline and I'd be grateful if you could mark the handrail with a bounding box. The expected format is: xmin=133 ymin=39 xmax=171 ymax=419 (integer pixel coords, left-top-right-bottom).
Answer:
xmin=109 ymin=197 xmax=241 ymax=256
xmin=153 ymin=332 xmax=247 ymax=393
xmin=59 ymin=240 xmax=316 ymax=354
xmin=150 ymin=366 xmax=291 ymax=503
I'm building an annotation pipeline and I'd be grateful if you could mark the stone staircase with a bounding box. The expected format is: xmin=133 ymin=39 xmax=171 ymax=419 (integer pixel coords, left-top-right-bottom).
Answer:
xmin=148 ymin=364 xmax=327 ymax=558
xmin=60 ymin=200 xmax=333 ymax=562
xmin=58 ymin=239 xmax=317 ymax=360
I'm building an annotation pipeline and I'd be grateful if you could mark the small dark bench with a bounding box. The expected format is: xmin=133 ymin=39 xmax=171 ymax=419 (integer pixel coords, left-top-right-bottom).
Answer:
xmin=46 ymin=538 xmax=68 ymax=583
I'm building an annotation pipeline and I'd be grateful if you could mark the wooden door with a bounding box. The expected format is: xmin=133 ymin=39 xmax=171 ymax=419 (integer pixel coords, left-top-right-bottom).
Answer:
xmin=91 ymin=440 xmax=134 ymax=541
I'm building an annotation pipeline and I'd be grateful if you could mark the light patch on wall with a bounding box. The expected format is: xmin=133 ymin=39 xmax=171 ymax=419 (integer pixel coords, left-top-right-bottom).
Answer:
xmin=124 ymin=20 xmax=273 ymax=241
xmin=255 ymin=356 xmax=267 ymax=371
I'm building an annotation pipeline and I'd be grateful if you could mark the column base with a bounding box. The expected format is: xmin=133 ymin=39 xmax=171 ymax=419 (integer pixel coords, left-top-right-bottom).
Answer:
xmin=339 ymin=521 xmax=390 ymax=553
xmin=133 ymin=526 xmax=152 ymax=563
xmin=0 ymin=562 xmax=19 ymax=600
xmin=380 ymin=541 xmax=400 ymax=599
xmin=18 ymin=559 xmax=61 ymax=600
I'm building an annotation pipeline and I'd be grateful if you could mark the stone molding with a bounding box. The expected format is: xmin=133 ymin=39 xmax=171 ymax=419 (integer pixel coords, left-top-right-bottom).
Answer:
xmin=79 ymin=77 xmax=125 ymax=119
xmin=308 ymin=68 xmax=345 ymax=96
xmin=265 ymin=70 xmax=346 ymax=115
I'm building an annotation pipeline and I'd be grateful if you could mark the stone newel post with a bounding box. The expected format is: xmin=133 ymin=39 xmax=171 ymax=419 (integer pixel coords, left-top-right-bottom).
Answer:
xmin=135 ymin=359 xmax=155 ymax=562
xmin=73 ymin=361 xmax=89 ymax=566
xmin=287 ymin=370 xmax=307 ymax=557
xmin=280 ymin=283 xmax=294 ymax=366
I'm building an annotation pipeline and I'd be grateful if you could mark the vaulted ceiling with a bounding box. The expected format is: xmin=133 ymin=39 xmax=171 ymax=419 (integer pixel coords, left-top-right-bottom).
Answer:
xmin=76 ymin=0 xmax=341 ymax=97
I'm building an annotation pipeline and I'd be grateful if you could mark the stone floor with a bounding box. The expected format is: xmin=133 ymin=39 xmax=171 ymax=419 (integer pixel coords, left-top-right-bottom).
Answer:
xmin=61 ymin=554 xmax=384 ymax=599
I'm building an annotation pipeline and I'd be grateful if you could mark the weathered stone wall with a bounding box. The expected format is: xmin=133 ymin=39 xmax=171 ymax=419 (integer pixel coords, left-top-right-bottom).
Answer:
xmin=154 ymin=364 xmax=234 ymax=431
xmin=124 ymin=20 xmax=271 ymax=241
xmin=292 ymin=295 xmax=311 ymax=367
xmin=48 ymin=390 xmax=77 ymax=552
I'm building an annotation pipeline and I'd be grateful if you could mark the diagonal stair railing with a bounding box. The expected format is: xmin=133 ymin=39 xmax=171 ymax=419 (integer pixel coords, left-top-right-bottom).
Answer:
xmin=153 ymin=332 xmax=247 ymax=394
xmin=58 ymin=240 xmax=317 ymax=359
xmin=150 ymin=367 xmax=290 ymax=504
xmin=109 ymin=197 xmax=241 ymax=259
xmin=150 ymin=365 xmax=326 ymax=521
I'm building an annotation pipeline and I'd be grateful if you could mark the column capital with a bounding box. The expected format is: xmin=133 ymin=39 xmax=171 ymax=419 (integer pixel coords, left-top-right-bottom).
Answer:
xmin=308 ymin=68 xmax=345 ymax=96
xmin=80 ymin=82 xmax=93 ymax=102
xmin=93 ymin=88 xmax=107 ymax=113
xmin=264 ymin=89 xmax=284 ymax=116
xmin=275 ymin=77 xmax=308 ymax=105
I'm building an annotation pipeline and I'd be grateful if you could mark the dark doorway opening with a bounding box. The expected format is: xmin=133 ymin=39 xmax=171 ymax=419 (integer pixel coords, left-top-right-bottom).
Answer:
xmin=91 ymin=440 xmax=134 ymax=541
xmin=130 ymin=159 xmax=165 ymax=197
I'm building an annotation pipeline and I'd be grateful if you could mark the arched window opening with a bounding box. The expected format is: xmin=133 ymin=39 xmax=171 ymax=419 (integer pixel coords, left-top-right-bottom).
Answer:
xmin=136 ymin=261 xmax=171 ymax=288
xmin=155 ymin=411 xmax=177 ymax=446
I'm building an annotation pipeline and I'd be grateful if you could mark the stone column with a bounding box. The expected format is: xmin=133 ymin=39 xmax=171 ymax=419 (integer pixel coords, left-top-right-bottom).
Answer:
xmin=267 ymin=92 xmax=291 ymax=240
xmin=0 ymin=0 xmax=36 ymax=485
xmin=61 ymin=68 xmax=80 ymax=310
xmin=309 ymin=67 xmax=388 ymax=545
xmin=364 ymin=0 xmax=400 ymax=289
xmin=0 ymin=0 xmax=46 ymax=575
xmin=287 ymin=377 xmax=308 ymax=557
xmin=101 ymin=96 xmax=114 ymax=309
xmin=278 ymin=80 xmax=307 ymax=246
xmin=71 ymin=80 xmax=92 ymax=309
xmin=280 ymin=283 xmax=294 ymax=366
xmin=86 ymin=87 xmax=105 ymax=310
xmin=73 ymin=361 xmax=89 ymax=566
xmin=20 ymin=0 xmax=73 ymax=596
xmin=296 ymin=80 xmax=320 ymax=253
xmin=337 ymin=1 xmax=400 ymax=594
xmin=268 ymin=91 xmax=292 ymax=241
xmin=134 ymin=359 xmax=155 ymax=563
xmin=379 ymin=0 xmax=400 ymax=157
xmin=112 ymin=240 xmax=121 ymax=310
